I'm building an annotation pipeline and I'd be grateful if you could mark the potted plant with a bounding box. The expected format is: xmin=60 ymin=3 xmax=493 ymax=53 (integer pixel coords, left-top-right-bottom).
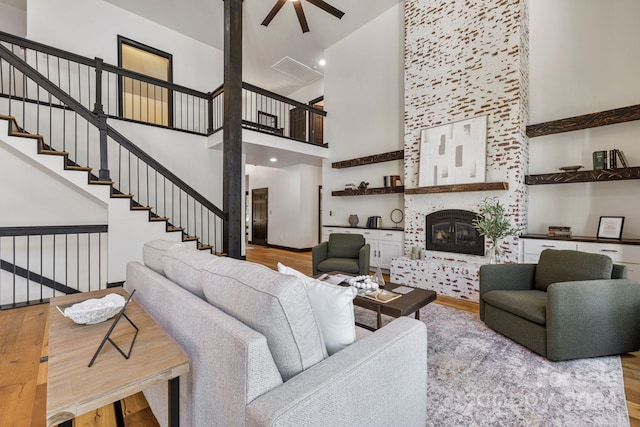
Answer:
xmin=472 ymin=197 xmax=520 ymax=263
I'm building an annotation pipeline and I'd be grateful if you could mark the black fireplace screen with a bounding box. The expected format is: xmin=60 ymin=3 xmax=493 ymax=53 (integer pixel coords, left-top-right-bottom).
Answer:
xmin=426 ymin=210 xmax=485 ymax=256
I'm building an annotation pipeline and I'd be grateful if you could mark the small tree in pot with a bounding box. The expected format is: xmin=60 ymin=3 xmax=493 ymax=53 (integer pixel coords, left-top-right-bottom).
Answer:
xmin=472 ymin=197 xmax=520 ymax=263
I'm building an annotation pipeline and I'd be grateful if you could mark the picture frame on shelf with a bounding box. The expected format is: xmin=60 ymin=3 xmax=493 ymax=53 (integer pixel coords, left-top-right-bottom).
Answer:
xmin=597 ymin=216 xmax=625 ymax=240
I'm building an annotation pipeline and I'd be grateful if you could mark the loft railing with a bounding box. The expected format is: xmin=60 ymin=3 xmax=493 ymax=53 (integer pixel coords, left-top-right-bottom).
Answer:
xmin=0 ymin=225 xmax=108 ymax=309
xmin=0 ymin=30 xmax=328 ymax=146
xmin=209 ymin=82 xmax=327 ymax=145
xmin=0 ymin=40 xmax=225 ymax=253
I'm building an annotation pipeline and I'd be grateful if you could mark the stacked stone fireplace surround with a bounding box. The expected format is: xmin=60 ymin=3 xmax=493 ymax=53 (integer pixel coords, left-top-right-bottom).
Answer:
xmin=391 ymin=0 xmax=529 ymax=302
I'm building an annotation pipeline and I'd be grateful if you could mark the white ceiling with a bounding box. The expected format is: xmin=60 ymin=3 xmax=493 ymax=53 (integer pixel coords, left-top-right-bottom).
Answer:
xmin=102 ymin=0 xmax=402 ymax=95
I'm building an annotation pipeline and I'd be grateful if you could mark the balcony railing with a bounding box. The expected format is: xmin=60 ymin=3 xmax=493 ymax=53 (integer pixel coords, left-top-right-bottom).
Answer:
xmin=0 ymin=30 xmax=328 ymax=146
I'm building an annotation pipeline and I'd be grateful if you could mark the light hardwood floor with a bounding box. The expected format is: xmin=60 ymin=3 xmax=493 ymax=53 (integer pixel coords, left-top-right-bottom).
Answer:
xmin=1 ymin=244 xmax=639 ymax=426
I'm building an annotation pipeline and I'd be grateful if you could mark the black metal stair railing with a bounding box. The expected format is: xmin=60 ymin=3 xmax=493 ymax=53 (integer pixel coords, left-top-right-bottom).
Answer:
xmin=0 ymin=40 xmax=225 ymax=252
xmin=0 ymin=225 xmax=108 ymax=309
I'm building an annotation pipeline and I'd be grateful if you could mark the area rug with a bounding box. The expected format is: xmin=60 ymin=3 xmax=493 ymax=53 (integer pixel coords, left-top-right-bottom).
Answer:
xmin=354 ymin=304 xmax=630 ymax=427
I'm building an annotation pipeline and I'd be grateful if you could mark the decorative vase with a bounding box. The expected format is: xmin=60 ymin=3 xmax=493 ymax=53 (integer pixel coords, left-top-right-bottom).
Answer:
xmin=348 ymin=214 xmax=359 ymax=227
xmin=488 ymin=242 xmax=503 ymax=264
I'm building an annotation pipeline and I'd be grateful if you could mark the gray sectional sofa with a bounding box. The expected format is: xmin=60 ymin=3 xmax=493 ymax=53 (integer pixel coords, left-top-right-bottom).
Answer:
xmin=124 ymin=240 xmax=428 ymax=427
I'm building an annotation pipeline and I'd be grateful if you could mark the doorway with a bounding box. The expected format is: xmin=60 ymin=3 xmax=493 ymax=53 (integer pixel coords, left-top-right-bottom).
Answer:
xmin=289 ymin=108 xmax=306 ymax=141
xmin=309 ymin=96 xmax=324 ymax=145
xmin=251 ymin=188 xmax=268 ymax=246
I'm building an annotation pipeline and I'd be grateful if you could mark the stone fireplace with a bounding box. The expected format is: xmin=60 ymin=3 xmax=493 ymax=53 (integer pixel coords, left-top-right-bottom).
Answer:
xmin=392 ymin=0 xmax=529 ymax=302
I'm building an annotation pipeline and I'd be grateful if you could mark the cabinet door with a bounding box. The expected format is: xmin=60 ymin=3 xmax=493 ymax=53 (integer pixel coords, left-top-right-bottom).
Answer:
xmin=522 ymin=239 xmax=577 ymax=263
xmin=622 ymin=263 xmax=640 ymax=281
xmin=368 ymin=240 xmax=380 ymax=270
xmin=379 ymin=240 xmax=403 ymax=270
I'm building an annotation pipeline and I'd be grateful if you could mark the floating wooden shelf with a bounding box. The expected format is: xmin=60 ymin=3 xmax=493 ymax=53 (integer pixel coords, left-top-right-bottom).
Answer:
xmin=332 ymin=150 xmax=404 ymax=169
xmin=525 ymin=167 xmax=640 ymax=185
xmin=526 ymin=104 xmax=640 ymax=138
xmin=331 ymin=186 xmax=404 ymax=196
xmin=405 ymin=182 xmax=509 ymax=195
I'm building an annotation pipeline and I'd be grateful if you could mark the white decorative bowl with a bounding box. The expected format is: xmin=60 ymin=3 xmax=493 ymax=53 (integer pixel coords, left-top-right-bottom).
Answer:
xmin=61 ymin=293 xmax=126 ymax=325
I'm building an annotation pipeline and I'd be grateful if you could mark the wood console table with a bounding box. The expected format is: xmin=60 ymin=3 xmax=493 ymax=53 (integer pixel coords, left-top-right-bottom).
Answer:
xmin=47 ymin=288 xmax=189 ymax=427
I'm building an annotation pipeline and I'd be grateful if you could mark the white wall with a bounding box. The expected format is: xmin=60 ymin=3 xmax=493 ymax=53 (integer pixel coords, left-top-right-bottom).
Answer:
xmin=246 ymin=163 xmax=321 ymax=249
xmin=0 ymin=141 xmax=107 ymax=226
xmin=529 ymin=0 xmax=640 ymax=238
xmin=26 ymin=0 xmax=223 ymax=92
xmin=0 ymin=2 xmax=26 ymax=37
xmin=322 ymin=4 xmax=405 ymax=229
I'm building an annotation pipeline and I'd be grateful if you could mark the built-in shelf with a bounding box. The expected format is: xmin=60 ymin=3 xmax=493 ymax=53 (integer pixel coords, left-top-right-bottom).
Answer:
xmin=526 ymin=104 xmax=640 ymax=138
xmin=525 ymin=167 xmax=640 ymax=185
xmin=405 ymin=182 xmax=509 ymax=195
xmin=331 ymin=186 xmax=404 ymax=196
xmin=331 ymin=150 xmax=404 ymax=169
xmin=521 ymin=234 xmax=640 ymax=246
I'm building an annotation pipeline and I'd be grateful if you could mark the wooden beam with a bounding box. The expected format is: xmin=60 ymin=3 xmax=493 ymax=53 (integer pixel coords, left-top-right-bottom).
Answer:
xmin=404 ymin=182 xmax=509 ymax=195
xmin=526 ymin=104 xmax=640 ymax=138
xmin=525 ymin=167 xmax=640 ymax=185
xmin=223 ymin=0 xmax=243 ymax=258
xmin=331 ymin=150 xmax=404 ymax=169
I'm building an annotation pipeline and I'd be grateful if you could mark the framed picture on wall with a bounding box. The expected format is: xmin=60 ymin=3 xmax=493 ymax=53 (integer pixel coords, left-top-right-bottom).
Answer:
xmin=597 ymin=216 xmax=625 ymax=240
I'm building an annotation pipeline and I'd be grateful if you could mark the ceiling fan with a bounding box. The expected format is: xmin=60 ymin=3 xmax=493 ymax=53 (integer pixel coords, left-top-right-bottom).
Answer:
xmin=261 ymin=0 xmax=345 ymax=33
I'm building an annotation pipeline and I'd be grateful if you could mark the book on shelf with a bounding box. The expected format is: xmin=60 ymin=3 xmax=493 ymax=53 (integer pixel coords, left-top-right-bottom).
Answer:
xmin=362 ymin=289 xmax=402 ymax=303
xmin=617 ymin=149 xmax=629 ymax=168
xmin=609 ymin=149 xmax=618 ymax=168
xmin=592 ymin=150 xmax=607 ymax=170
xmin=548 ymin=226 xmax=572 ymax=237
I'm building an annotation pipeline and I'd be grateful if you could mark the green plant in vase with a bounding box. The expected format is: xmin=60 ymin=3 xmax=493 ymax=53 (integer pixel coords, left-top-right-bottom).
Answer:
xmin=472 ymin=197 xmax=520 ymax=264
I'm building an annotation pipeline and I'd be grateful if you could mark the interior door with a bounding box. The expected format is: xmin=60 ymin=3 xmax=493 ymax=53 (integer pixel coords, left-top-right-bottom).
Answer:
xmin=290 ymin=108 xmax=306 ymax=141
xmin=252 ymin=188 xmax=268 ymax=246
xmin=309 ymin=97 xmax=324 ymax=145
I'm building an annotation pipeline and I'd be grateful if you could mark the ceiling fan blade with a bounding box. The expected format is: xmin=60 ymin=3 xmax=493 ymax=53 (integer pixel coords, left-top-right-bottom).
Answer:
xmin=305 ymin=0 xmax=345 ymax=19
xmin=293 ymin=1 xmax=310 ymax=33
xmin=261 ymin=0 xmax=287 ymax=27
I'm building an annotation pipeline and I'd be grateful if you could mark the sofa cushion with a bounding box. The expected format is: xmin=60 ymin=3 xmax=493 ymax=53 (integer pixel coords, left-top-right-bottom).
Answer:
xmin=143 ymin=239 xmax=186 ymax=275
xmin=202 ymin=258 xmax=326 ymax=381
xmin=483 ymin=290 xmax=547 ymax=325
xmin=316 ymin=258 xmax=360 ymax=274
xmin=162 ymin=247 xmax=219 ymax=299
xmin=534 ymin=249 xmax=613 ymax=291
xmin=327 ymin=234 xmax=364 ymax=259
xmin=277 ymin=263 xmax=358 ymax=355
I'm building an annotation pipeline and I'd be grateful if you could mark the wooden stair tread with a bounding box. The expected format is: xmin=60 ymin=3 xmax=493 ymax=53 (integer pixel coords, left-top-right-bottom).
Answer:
xmin=111 ymin=193 xmax=134 ymax=198
xmin=183 ymin=236 xmax=198 ymax=241
xmin=150 ymin=217 xmax=169 ymax=221
xmin=11 ymin=131 xmax=43 ymax=139
xmin=131 ymin=206 xmax=152 ymax=211
xmin=39 ymin=149 xmax=69 ymax=156
xmin=0 ymin=114 xmax=16 ymax=120
xmin=167 ymin=227 xmax=184 ymax=232
xmin=89 ymin=180 xmax=114 ymax=185
xmin=198 ymin=244 xmax=213 ymax=250
xmin=65 ymin=165 xmax=92 ymax=171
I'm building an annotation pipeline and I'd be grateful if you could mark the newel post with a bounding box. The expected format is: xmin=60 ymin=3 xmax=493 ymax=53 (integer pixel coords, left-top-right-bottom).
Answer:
xmin=207 ymin=92 xmax=214 ymax=134
xmin=94 ymin=57 xmax=110 ymax=181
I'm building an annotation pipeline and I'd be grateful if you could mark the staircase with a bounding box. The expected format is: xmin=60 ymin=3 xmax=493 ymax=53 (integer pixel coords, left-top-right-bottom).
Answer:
xmin=0 ymin=33 xmax=225 ymax=300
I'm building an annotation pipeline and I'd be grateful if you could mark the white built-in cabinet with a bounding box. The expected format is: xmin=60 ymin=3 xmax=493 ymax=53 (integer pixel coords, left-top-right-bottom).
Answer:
xmin=322 ymin=226 xmax=404 ymax=271
xmin=520 ymin=237 xmax=640 ymax=281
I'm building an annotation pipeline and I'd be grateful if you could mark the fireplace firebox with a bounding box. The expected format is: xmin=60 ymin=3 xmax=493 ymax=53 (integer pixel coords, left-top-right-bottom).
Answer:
xmin=426 ymin=210 xmax=485 ymax=256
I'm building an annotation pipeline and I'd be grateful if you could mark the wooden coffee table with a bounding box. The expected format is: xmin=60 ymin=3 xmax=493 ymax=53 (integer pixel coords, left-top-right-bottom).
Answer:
xmin=354 ymin=282 xmax=437 ymax=330
xmin=47 ymin=288 xmax=189 ymax=427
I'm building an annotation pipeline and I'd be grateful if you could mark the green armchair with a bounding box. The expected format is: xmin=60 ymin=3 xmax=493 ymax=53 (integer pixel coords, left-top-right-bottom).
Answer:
xmin=312 ymin=233 xmax=370 ymax=276
xmin=480 ymin=249 xmax=640 ymax=361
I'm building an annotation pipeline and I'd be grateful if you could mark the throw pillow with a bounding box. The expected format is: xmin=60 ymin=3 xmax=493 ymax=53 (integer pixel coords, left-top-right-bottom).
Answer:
xmin=277 ymin=262 xmax=357 ymax=355
xmin=534 ymin=249 xmax=614 ymax=291
xmin=201 ymin=257 xmax=326 ymax=381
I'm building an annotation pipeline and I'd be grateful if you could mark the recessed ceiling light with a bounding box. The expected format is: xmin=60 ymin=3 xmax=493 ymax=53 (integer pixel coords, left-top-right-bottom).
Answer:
xmin=270 ymin=157 xmax=277 ymax=162
xmin=318 ymin=58 xmax=326 ymax=67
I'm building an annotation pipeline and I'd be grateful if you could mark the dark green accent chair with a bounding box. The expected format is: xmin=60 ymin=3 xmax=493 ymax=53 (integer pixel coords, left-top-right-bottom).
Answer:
xmin=312 ymin=233 xmax=370 ymax=276
xmin=480 ymin=249 xmax=640 ymax=361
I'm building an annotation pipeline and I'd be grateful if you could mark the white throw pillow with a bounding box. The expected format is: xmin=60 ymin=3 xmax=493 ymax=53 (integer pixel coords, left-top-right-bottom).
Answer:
xmin=277 ymin=262 xmax=357 ymax=355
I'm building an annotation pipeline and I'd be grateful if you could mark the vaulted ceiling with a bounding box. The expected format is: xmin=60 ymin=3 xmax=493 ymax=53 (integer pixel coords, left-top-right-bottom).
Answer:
xmin=102 ymin=0 xmax=402 ymax=95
